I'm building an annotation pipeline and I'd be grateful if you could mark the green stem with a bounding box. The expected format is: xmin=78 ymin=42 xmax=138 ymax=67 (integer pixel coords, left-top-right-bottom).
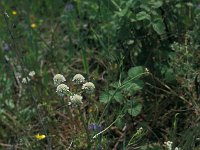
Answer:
xmin=93 ymin=114 xmax=124 ymax=139
xmin=79 ymin=107 xmax=91 ymax=149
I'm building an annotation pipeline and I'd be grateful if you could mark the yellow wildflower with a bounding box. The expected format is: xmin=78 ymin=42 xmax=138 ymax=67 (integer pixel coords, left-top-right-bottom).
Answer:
xmin=12 ymin=11 xmax=17 ymax=15
xmin=31 ymin=23 xmax=37 ymax=28
xmin=35 ymin=133 xmax=46 ymax=140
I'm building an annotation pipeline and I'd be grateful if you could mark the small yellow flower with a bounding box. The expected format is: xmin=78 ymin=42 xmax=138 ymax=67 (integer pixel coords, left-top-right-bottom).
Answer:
xmin=35 ymin=134 xmax=46 ymax=140
xmin=12 ymin=11 xmax=17 ymax=15
xmin=31 ymin=23 xmax=37 ymax=28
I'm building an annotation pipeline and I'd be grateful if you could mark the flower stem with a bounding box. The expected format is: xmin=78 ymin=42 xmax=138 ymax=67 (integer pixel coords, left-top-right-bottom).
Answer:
xmin=79 ymin=107 xmax=91 ymax=149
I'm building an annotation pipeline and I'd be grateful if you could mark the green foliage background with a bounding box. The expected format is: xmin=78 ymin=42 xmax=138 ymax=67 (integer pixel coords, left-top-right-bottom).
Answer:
xmin=0 ymin=0 xmax=200 ymax=149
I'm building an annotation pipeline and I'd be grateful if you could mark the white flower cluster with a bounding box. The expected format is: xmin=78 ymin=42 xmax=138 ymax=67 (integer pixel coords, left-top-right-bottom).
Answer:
xmin=22 ymin=71 xmax=35 ymax=84
xmin=53 ymin=74 xmax=70 ymax=97
xmin=82 ymin=82 xmax=95 ymax=93
xmin=53 ymin=73 xmax=95 ymax=106
xmin=164 ymin=141 xmax=181 ymax=150
xmin=164 ymin=141 xmax=173 ymax=150
xmin=72 ymin=74 xmax=85 ymax=84
xmin=70 ymin=94 xmax=83 ymax=107
xmin=56 ymin=84 xmax=70 ymax=97
xmin=72 ymin=74 xmax=95 ymax=94
xmin=71 ymin=74 xmax=95 ymax=106
xmin=53 ymin=74 xmax=66 ymax=86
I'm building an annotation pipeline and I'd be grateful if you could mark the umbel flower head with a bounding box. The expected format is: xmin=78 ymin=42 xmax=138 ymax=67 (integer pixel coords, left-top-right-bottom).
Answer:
xmin=82 ymin=82 xmax=95 ymax=93
xmin=56 ymin=84 xmax=70 ymax=96
xmin=53 ymin=74 xmax=66 ymax=86
xmin=70 ymin=94 xmax=83 ymax=107
xmin=72 ymin=74 xmax=85 ymax=84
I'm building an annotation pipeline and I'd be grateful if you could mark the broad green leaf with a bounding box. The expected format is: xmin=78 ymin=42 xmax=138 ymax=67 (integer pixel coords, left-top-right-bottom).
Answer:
xmin=128 ymin=66 xmax=144 ymax=78
xmin=140 ymin=4 xmax=151 ymax=12
xmin=117 ymin=7 xmax=128 ymax=17
xmin=110 ymin=82 xmax=120 ymax=88
xmin=122 ymin=81 xmax=143 ymax=95
xmin=164 ymin=68 xmax=176 ymax=82
xmin=152 ymin=20 xmax=165 ymax=35
xmin=99 ymin=90 xmax=123 ymax=103
xmin=113 ymin=91 xmax=123 ymax=103
xmin=99 ymin=91 xmax=111 ymax=103
xmin=117 ymin=0 xmax=136 ymax=17
xmin=136 ymin=11 xmax=151 ymax=21
xmin=108 ymin=90 xmax=124 ymax=103
xmin=151 ymin=1 xmax=163 ymax=8
xmin=127 ymin=101 xmax=142 ymax=117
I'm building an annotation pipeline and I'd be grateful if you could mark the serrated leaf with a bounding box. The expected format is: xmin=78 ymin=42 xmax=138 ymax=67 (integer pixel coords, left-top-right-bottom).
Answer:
xmin=152 ymin=20 xmax=165 ymax=35
xmin=128 ymin=66 xmax=144 ymax=78
xmin=136 ymin=11 xmax=151 ymax=21
xmin=99 ymin=90 xmax=123 ymax=103
xmin=113 ymin=91 xmax=124 ymax=103
xmin=99 ymin=91 xmax=111 ymax=103
xmin=109 ymin=90 xmax=124 ymax=103
xmin=122 ymin=81 xmax=143 ymax=95
xmin=127 ymin=101 xmax=142 ymax=117
xmin=110 ymin=82 xmax=120 ymax=88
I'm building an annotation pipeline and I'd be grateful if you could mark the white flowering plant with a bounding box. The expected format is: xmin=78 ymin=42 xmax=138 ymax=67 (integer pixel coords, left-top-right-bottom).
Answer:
xmin=53 ymin=73 xmax=95 ymax=106
xmin=53 ymin=73 xmax=96 ymax=149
